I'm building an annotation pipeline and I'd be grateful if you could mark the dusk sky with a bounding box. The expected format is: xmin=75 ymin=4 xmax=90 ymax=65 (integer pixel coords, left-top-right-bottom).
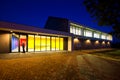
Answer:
xmin=0 ymin=0 xmax=113 ymax=33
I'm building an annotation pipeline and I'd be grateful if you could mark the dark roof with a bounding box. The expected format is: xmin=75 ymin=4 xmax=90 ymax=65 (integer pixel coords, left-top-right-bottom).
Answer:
xmin=0 ymin=21 xmax=72 ymax=37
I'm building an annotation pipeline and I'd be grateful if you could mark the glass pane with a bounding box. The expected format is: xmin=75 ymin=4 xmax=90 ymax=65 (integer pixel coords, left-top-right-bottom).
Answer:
xmin=84 ymin=30 xmax=86 ymax=36
xmin=73 ymin=26 xmax=76 ymax=34
xmin=76 ymin=27 xmax=79 ymax=35
xmin=11 ymin=34 xmax=19 ymax=52
xmin=101 ymin=34 xmax=106 ymax=39
xmin=94 ymin=33 xmax=100 ymax=38
xmin=41 ymin=36 xmax=46 ymax=51
xmin=46 ymin=37 xmax=50 ymax=51
xmin=51 ymin=37 xmax=55 ymax=50
xmin=35 ymin=35 xmax=40 ymax=51
xmin=78 ymin=28 xmax=81 ymax=35
xmin=107 ymin=35 xmax=112 ymax=40
xmin=56 ymin=37 xmax=59 ymax=50
xmin=85 ymin=30 xmax=92 ymax=37
xmin=60 ymin=38 xmax=63 ymax=50
xmin=20 ymin=35 xmax=27 ymax=52
xmin=28 ymin=35 xmax=34 ymax=51
xmin=70 ymin=26 xmax=73 ymax=33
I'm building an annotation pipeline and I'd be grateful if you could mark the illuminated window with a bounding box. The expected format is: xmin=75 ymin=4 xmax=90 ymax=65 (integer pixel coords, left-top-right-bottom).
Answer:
xmin=20 ymin=35 xmax=27 ymax=52
xmin=60 ymin=38 xmax=63 ymax=50
xmin=84 ymin=30 xmax=92 ymax=37
xmin=107 ymin=35 xmax=112 ymax=41
xmin=73 ymin=26 xmax=76 ymax=34
xmin=41 ymin=36 xmax=46 ymax=51
xmin=56 ymin=37 xmax=60 ymax=50
xmin=78 ymin=28 xmax=82 ymax=35
xmin=11 ymin=34 xmax=19 ymax=52
xmin=51 ymin=37 xmax=56 ymax=50
xmin=35 ymin=35 xmax=40 ymax=51
xmin=70 ymin=26 xmax=73 ymax=33
xmin=76 ymin=27 xmax=79 ymax=35
xmin=46 ymin=37 xmax=50 ymax=51
xmin=101 ymin=34 xmax=106 ymax=39
xmin=94 ymin=32 xmax=100 ymax=38
xmin=28 ymin=35 xmax=34 ymax=51
xmin=70 ymin=23 xmax=83 ymax=36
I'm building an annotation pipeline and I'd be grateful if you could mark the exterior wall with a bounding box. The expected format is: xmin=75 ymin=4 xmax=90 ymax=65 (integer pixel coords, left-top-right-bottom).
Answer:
xmin=0 ymin=32 xmax=10 ymax=53
xmin=44 ymin=16 xmax=69 ymax=32
xmin=68 ymin=37 xmax=72 ymax=51
xmin=73 ymin=38 xmax=111 ymax=50
xmin=63 ymin=38 xmax=68 ymax=50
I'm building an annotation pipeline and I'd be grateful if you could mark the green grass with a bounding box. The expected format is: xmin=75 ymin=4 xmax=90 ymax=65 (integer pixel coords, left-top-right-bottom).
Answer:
xmin=91 ymin=49 xmax=120 ymax=60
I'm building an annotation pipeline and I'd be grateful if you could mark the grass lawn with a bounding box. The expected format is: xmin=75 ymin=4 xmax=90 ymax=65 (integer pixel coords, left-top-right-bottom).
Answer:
xmin=91 ymin=49 xmax=120 ymax=60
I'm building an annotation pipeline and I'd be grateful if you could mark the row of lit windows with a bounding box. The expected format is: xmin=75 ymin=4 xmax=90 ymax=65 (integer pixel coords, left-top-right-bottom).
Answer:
xmin=70 ymin=26 xmax=82 ymax=35
xmin=28 ymin=35 xmax=64 ymax=51
xmin=70 ymin=25 xmax=112 ymax=41
xmin=11 ymin=34 xmax=64 ymax=52
xmin=84 ymin=30 xmax=92 ymax=37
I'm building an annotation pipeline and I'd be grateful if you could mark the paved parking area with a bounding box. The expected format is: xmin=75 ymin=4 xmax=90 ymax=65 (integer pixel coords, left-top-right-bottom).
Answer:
xmin=0 ymin=50 xmax=120 ymax=80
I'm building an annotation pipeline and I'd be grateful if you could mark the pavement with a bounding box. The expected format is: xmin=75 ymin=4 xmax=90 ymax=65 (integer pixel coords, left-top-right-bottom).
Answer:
xmin=0 ymin=50 xmax=120 ymax=80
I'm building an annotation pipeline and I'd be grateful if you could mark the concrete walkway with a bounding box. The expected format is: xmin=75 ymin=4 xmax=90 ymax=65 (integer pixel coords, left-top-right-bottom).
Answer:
xmin=0 ymin=50 xmax=120 ymax=80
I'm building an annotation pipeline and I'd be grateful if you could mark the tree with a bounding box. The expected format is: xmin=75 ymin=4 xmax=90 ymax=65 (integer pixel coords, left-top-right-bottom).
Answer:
xmin=83 ymin=0 xmax=120 ymax=38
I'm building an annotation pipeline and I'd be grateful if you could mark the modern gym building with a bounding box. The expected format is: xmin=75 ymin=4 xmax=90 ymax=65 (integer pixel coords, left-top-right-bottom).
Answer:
xmin=0 ymin=16 xmax=112 ymax=53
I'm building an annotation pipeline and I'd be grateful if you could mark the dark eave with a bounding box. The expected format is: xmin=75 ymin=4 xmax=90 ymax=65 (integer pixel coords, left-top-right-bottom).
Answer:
xmin=0 ymin=21 xmax=72 ymax=37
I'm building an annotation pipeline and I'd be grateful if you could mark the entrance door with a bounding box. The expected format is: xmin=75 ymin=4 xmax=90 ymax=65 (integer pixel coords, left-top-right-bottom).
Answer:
xmin=20 ymin=35 xmax=27 ymax=52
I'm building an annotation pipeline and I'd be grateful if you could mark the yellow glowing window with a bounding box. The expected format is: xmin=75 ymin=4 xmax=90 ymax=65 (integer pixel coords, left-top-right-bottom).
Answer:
xmin=60 ymin=38 xmax=63 ymax=50
xmin=56 ymin=37 xmax=59 ymax=50
xmin=41 ymin=36 xmax=46 ymax=51
xmin=51 ymin=37 xmax=55 ymax=50
xmin=28 ymin=35 xmax=34 ymax=51
xmin=76 ymin=27 xmax=79 ymax=35
xmin=46 ymin=37 xmax=50 ymax=51
xmin=35 ymin=35 xmax=40 ymax=51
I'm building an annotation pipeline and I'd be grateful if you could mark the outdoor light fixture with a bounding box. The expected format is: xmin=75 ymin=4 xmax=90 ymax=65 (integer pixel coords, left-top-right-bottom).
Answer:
xmin=102 ymin=41 xmax=105 ymax=44
xmin=10 ymin=31 xmax=13 ymax=32
xmin=86 ymin=39 xmax=91 ymax=43
xmin=107 ymin=42 xmax=110 ymax=45
xmin=95 ymin=40 xmax=99 ymax=44
xmin=74 ymin=38 xmax=79 ymax=43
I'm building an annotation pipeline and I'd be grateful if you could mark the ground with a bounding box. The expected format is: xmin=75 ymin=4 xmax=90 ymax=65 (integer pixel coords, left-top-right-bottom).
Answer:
xmin=0 ymin=49 xmax=120 ymax=80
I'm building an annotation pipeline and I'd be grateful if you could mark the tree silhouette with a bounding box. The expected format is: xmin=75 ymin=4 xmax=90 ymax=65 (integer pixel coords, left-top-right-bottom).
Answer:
xmin=83 ymin=0 xmax=120 ymax=38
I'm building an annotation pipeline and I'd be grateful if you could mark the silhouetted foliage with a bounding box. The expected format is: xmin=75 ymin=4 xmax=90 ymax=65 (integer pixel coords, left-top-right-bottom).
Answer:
xmin=111 ymin=42 xmax=120 ymax=48
xmin=83 ymin=0 xmax=120 ymax=38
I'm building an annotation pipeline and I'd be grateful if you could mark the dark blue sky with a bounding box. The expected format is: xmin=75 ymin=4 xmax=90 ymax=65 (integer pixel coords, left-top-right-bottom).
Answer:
xmin=0 ymin=0 xmax=113 ymax=33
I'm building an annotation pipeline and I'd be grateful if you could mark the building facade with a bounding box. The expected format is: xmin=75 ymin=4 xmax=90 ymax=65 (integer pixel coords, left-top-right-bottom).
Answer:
xmin=0 ymin=16 xmax=112 ymax=53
